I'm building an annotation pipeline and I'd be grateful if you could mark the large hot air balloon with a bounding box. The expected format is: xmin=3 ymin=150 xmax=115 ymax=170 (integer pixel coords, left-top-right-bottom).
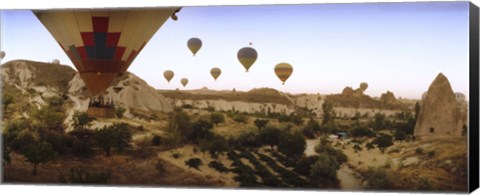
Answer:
xmin=0 ymin=51 xmax=5 ymax=60
xmin=210 ymin=67 xmax=221 ymax=81
xmin=34 ymin=9 xmax=179 ymax=96
xmin=52 ymin=59 xmax=60 ymax=64
xmin=360 ymin=82 xmax=368 ymax=92
xmin=163 ymin=70 xmax=174 ymax=83
xmin=274 ymin=63 xmax=293 ymax=85
xmin=181 ymin=78 xmax=189 ymax=87
xmin=187 ymin=38 xmax=202 ymax=56
xmin=237 ymin=47 xmax=257 ymax=72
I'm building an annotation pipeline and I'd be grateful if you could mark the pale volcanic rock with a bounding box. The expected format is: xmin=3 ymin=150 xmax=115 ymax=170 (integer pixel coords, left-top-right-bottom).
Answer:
xmin=414 ymin=73 xmax=462 ymax=139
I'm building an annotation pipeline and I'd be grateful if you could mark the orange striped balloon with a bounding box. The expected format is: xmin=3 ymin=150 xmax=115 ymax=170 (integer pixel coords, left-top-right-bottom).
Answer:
xmin=210 ymin=67 xmax=221 ymax=81
xmin=274 ymin=63 xmax=293 ymax=85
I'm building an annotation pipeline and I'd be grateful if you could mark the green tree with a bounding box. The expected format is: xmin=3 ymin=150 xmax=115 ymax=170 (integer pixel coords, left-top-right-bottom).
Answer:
xmin=321 ymin=101 xmax=334 ymax=125
xmin=23 ymin=141 xmax=56 ymax=175
xmin=72 ymin=111 xmax=91 ymax=129
xmin=302 ymin=118 xmax=321 ymax=139
xmin=185 ymin=158 xmax=202 ymax=170
xmin=2 ymin=93 xmax=14 ymax=111
xmin=115 ymin=107 xmax=126 ymax=118
xmin=373 ymin=134 xmax=393 ymax=153
xmin=167 ymin=111 xmax=193 ymax=142
xmin=294 ymin=155 xmax=319 ymax=176
xmin=394 ymin=129 xmax=407 ymax=142
xmin=208 ymin=136 xmax=230 ymax=158
xmin=191 ymin=119 xmax=214 ymax=143
xmin=309 ymin=153 xmax=340 ymax=188
xmin=258 ymin=126 xmax=284 ymax=150
xmin=32 ymin=106 xmax=65 ymax=131
xmin=372 ymin=113 xmax=387 ymax=131
xmin=95 ymin=123 xmax=132 ymax=156
xmin=210 ymin=112 xmax=225 ymax=125
xmin=364 ymin=167 xmax=393 ymax=189
xmin=278 ymin=131 xmax=306 ymax=160
xmin=254 ymin=119 xmax=269 ymax=130
xmin=59 ymin=166 xmax=111 ymax=184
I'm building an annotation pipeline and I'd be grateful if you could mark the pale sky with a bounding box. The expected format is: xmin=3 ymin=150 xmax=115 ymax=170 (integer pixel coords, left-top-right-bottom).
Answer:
xmin=0 ymin=1 xmax=470 ymax=100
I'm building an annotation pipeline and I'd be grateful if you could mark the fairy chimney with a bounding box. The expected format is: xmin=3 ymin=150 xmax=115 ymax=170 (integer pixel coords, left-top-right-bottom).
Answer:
xmin=414 ymin=73 xmax=462 ymax=139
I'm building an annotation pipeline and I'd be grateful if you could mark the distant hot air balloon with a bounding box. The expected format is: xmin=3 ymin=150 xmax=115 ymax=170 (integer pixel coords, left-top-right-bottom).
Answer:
xmin=0 ymin=51 xmax=5 ymax=60
xmin=163 ymin=70 xmax=174 ymax=83
xmin=210 ymin=67 xmax=221 ymax=81
xmin=237 ymin=47 xmax=257 ymax=72
xmin=52 ymin=59 xmax=60 ymax=64
xmin=34 ymin=8 xmax=179 ymax=96
xmin=181 ymin=78 xmax=189 ymax=87
xmin=274 ymin=63 xmax=293 ymax=85
xmin=187 ymin=38 xmax=202 ymax=56
xmin=360 ymin=82 xmax=368 ymax=92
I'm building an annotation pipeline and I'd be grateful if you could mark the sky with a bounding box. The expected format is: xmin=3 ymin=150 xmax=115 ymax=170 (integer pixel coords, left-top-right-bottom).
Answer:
xmin=0 ymin=1 xmax=470 ymax=100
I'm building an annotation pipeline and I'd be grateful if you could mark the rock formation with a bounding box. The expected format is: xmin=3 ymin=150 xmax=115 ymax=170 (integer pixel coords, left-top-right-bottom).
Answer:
xmin=380 ymin=91 xmax=396 ymax=104
xmin=414 ymin=73 xmax=463 ymax=139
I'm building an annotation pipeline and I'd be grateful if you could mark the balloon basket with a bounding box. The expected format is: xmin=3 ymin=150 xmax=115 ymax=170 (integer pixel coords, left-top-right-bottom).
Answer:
xmin=87 ymin=106 xmax=115 ymax=118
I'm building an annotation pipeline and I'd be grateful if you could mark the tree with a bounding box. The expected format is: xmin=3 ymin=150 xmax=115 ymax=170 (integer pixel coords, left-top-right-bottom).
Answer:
xmin=394 ymin=129 xmax=406 ymax=142
xmin=210 ymin=112 xmax=225 ymax=125
xmin=59 ymin=166 xmax=111 ymax=184
xmin=191 ymin=119 xmax=214 ymax=143
xmin=321 ymin=101 xmax=334 ymax=125
xmin=350 ymin=126 xmax=376 ymax=138
xmin=372 ymin=113 xmax=387 ymax=131
xmin=309 ymin=153 xmax=340 ymax=188
xmin=152 ymin=135 xmax=162 ymax=146
xmin=373 ymin=134 xmax=393 ymax=153
xmin=167 ymin=111 xmax=193 ymax=142
xmin=364 ymin=167 xmax=393 ymax=189
xmin=32 ymin=106 xmax=65 ymax=132
xmin=72 ymin=111 xmax=91 ymax=129
xmin=278 ymin=131 xmax=306 ymax=160
xmin=258 ymin=126 xmax=283 ymax=150
xmin=254 ymin=119 xmax=269 ymax=130
xmin=208 ymin=136 xmax=230 ymax=158
xmin=2 ymin=93 xmax=14 ymax=111
xmin=23 ymin=141 xmax=56 ymax=175
xmin=302 ymin=118 xmax=321 ymax=139
xmin=185 ymin=158 xmax=202 ymax=170
xmin=115 ymin=107 xmax=126 ymax=118
xmin=314 ymin=137 xmax=347 ymax=164
xmin=96 ymin=123 xmax=132 ymax=156
xmin=294 ymin=155 xmax=319 ymax=176
xmin=414 ymin=101 xmax=421 ymax=122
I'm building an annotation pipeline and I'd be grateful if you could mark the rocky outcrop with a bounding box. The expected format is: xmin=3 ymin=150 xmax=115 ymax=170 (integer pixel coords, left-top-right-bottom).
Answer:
xmin=414 ymin=73 xmax=463 ymax=139
xmin=341 ymin=87 xmax=364 ymax=98
xmin=170 ymin=99 xmax=295 ymax=114
xmin=380 ymin=91 xmax=396 ymax=104
xmin=293 ymin=94 xmax=324 ymax=117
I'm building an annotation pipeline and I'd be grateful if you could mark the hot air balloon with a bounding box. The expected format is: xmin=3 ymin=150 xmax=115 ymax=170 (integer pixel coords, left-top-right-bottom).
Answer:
xmin=274 ymin=63 xmax=293 ymax=85
xmin=181 ymin=78 xmax=189 ymax=87
xmin=360 ymin=82 xmax=368 ymax=92
xmin=163 ymin=70 xmax=174 ymax=83
xmin=0 ymin=51 xmax=5 ymax=60
xmin=187 ymin=38 xmax=202 ymax=56
xmin=52 ymin=59 xmax=60 ymax=64
xmin=237 ymin=47 xmax=257 ymax=72
xmin=210 ymin=67 xmax=221 ymax=81
xmin=34 ymin=8 xmax=179 ymax=117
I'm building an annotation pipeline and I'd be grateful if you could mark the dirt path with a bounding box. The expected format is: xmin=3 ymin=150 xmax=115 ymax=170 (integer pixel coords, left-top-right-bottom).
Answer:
xmin=337 ymin=165 xmax=361 ymax=190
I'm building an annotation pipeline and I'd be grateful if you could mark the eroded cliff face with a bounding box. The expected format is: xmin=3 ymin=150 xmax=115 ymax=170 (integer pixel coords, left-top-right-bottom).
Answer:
xmin=414 ymin=73 xmax=463 ymax=139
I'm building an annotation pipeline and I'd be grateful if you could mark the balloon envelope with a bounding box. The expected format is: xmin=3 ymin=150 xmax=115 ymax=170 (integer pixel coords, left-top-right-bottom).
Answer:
xmin=237 ymin=47 xmax=257 ymax=72
xmin=210 ymin=67 xmax=221 ymax=81
xmin=274 ymin=63 xmax=293 ymax=85
xmin=0 ymin=51 xmax=5 ymax=60
xmin=187 ymin=38 xmax=202 ymax=56
xmin=181 ymin=78 xmax=189 ymax=87
xmin=360 ymin=82 xmax=368 ymax=91
xmin=34 ymin=8 xmax=178 ymax=95
xmin=163 ymin=70 xmax=174 ymax=83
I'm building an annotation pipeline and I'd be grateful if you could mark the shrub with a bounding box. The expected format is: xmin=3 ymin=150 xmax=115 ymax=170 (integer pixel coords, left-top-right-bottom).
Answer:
xmin=208 ymin=160 xmax=230 ymax=173
xmin=373 ymin=133 xmax=393 ymax=153
xmin=96 ymin=123 xmax=132 ymax=156
xmin=155 ymin=160 xmax=167 ymax=176
xmin=314 ymin=137 xmax=348 ymax=164
xmin=364 ymin=167 xmax=393 ymax=189
xmin=210 ymin=112 xmax=225 ymax=125
xmin=233 ymin=114 xmax=249 ymax=123
xmin=309 ymin=153 xmax=340 ymax=188
xmin=277 ymin=131 xmax=306 ymax=160
xmin=294 ymin=155 xmax=319 ymax=176
xmin=191 ymin=119 xmax=214 ymax=143
xmin=185 ymin=158 xmax=202 ymax=170
xmin=152 ymin=135 xmax=161 ymax=146
xmin=59 ymin=166 xmax=111 ymax=184
xmin=350 ymin=126 xmax=376 ymax=137
xmin=115 ymin=107 xmax=126 ymax=118
xmin=22 ymin=141 xmax=56 ymax=175
xmin=415 ymin=147 xmax=424 ymax=155
xmin=253 ymin=118 xmax=269 ymax=130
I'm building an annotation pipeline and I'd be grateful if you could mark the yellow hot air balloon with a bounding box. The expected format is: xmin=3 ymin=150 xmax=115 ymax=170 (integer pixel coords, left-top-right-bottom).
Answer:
xmin=187 ymin=37 xmax=202 ymax=56
xmin=0 ymin=51 xmax=5 ymax=60
xmin=274 ymin=63 xmax=293 ymax=85
xmin=163 ymin=70 xmax=174 ymax=83
xmin=360 ymin=82 xmax=368 ymax=92
xmin=210 ymin=67 xmax=221 ymax=81
xmin=181 ymin=78 xmax=189 ymax=87
xmin=237 ymin=47 xmax=257 ymax=72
